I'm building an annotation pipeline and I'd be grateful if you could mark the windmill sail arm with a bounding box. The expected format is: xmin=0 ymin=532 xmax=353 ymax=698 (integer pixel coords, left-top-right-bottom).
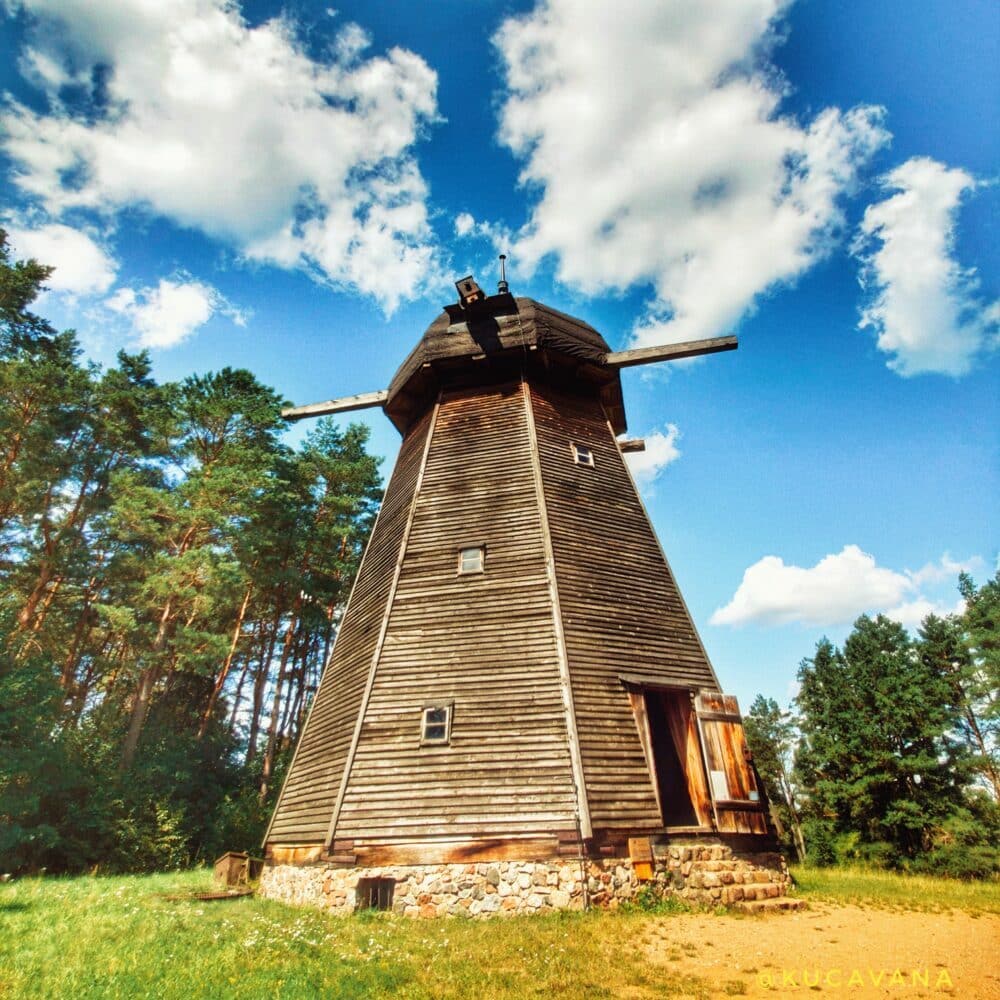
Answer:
xmin=604 ymin=335 xmax=737 ymax=368
xmin=282 ymin=389 xmax=389 ymax=421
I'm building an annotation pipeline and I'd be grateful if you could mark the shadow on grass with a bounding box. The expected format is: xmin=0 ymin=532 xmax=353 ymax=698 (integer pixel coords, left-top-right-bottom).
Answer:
xmin=0 ymin=900 xmax=30 ymax=912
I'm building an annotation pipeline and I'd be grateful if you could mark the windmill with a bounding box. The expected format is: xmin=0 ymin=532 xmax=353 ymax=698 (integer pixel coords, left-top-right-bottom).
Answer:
xmin=260 ymin=268 xmax=789 ymax=915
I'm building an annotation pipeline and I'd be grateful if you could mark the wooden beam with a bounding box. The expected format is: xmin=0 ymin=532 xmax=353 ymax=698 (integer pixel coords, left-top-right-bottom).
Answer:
xmin=618 ymin=439 xmax=645 ymax=453
xmin=604 ymin=335 xmax=737 ymax=368
xmin=281 ymin=389 xmax=388 ymax=421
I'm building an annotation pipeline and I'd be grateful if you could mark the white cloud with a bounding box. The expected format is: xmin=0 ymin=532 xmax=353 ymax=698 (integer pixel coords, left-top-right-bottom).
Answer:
xmin=883 ymin=597 xmax=965 ymax=633
xmin=853 ymin=156 xmax=999 ymax=376
xmin=493 ymin=0 xmax=889 ymax=347
xmin=106 ymin=278 xmax=245 ymax=349
xmin=624 ymin=424 xmax=681 ymax=490
xmin=2 ymin=0 xmax=440 ymax=312
xmin=907 ymin=553 xmax=984 ymax=588
xmin=5 ymin=223 xmax=117 ymax=296
xmin=710 ymin=544 xmax=976 ymax=628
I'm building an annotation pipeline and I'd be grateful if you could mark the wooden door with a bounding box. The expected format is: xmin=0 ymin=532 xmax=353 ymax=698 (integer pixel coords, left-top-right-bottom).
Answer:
xmin=694 ymin=691 xmax=768 ymax=835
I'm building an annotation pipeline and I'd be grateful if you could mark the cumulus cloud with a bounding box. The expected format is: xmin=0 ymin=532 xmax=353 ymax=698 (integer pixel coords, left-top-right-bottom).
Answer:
xmin=883 ymin=597 xmax=965 ymax=633
xmin=493 ymin=0 xmax=888 ymax=346
xmin=624 ymin=424 xmax=682 ymax=490
xmin=5 ymin=223 xmax=117 ymax=296
xmin=710 ymin=544 xmax=973 ymax=628
xmin=907 ymin=553 xmax=984 ymax=588
xmin=106 ymin=278 xmax=245 ymax=349
xmin=2 ymin=0 xmax=440 ymax=311
xmin=854 ymin=157 xmax=999 ymax=376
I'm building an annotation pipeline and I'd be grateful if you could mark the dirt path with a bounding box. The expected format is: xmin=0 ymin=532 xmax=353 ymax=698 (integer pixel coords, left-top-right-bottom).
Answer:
xmin=637 ymin=903 xmax=999 ymax=998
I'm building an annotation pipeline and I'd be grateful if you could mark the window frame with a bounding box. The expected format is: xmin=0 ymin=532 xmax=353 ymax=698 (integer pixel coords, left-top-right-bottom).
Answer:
xmin=571 ymin=442 xmax=595 ymax=467
xmin=420 ymin=701 xmax=454 ymax=746
xmin=456 ymin=543 xmax=485 ymax=575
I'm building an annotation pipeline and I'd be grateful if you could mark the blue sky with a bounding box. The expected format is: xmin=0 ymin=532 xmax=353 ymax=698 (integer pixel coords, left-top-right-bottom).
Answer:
xmin=1 ymin=0 xmax=997 ymax=712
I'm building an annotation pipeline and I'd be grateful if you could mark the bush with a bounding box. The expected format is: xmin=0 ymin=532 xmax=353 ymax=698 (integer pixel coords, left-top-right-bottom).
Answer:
xmin=803 ymin=819 xmax=837 ymax=866
xmin=908 ymin=843 xmax=1000 ymax=880
xmin=625 ymin=882 xmax=691 ymax=914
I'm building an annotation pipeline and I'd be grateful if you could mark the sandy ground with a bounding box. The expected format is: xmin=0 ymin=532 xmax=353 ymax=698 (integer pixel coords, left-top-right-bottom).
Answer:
xmin=637 ymin=903 xmax=999 ymax=999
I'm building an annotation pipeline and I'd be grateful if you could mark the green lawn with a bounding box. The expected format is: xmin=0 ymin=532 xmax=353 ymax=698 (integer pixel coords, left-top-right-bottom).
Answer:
xmin=788 ymin=864 xmax=1000 ymax=913
xmin=1 ymin=867 xmax=997 ymax=999
xmin=0 ymin=870 xmax=707 ymax=1000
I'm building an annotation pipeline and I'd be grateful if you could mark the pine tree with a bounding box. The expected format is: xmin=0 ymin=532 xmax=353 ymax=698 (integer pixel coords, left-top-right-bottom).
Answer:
xmin=795 ymin=616 xmax=970 ymax=863
xmin=744 ymin=695 xmax=805 ymax=860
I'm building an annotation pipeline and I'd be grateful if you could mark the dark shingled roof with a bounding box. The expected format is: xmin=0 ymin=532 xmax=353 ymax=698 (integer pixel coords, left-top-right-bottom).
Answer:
xmin=387 ymin=295 xmax=611 ymax=403
xmin=384 ymin=293 xmax=628 ymax=433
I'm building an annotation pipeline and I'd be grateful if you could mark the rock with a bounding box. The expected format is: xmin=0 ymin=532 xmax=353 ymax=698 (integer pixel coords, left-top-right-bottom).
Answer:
xmin=549 ymin=890 xmax=570 ymax=908
xmin=486 ymin=866 xmax=500 ymax=886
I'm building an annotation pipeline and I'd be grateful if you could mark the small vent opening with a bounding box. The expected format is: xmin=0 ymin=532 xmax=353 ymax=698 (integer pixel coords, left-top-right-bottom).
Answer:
xmin=356 ymin=877 xmax=396 ymax=911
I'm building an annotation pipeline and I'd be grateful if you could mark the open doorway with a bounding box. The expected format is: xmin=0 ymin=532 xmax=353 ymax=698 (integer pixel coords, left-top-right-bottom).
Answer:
xmin=628 ymin=687 xmax=713 ymax=829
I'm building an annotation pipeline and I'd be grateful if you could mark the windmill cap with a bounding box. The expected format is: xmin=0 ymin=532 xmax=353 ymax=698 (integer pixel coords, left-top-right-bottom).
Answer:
xmin=384 ymin=294 xmax=625 ymax=435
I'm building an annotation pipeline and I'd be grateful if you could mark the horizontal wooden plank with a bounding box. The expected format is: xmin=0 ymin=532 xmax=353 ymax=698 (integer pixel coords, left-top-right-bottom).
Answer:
xmin=282 ymin=389 xmax=389 ymax=421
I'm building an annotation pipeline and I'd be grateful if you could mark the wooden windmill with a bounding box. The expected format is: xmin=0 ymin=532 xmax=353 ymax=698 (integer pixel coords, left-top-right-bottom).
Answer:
xmin=263 ymin=270 xmax=770 ymax=878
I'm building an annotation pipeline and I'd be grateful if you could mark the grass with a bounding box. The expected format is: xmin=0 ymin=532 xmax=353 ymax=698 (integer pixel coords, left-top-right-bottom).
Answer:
xmin=789 ymin=864 xmax=1000 ymax=913
xmin=0 ymin=870 xmax=708 ymax=1000
xmin=1 ymin=866 xmax=996 ymax=998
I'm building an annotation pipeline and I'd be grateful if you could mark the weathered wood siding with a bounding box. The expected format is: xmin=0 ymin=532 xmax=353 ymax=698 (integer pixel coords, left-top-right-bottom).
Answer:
xmin=332 ymin=383 xmax=578 ymax=843
xmin=529 ymin=383 xmax=720 ymax=831
xmin=265 ymin=410 xmax=434 ymax=844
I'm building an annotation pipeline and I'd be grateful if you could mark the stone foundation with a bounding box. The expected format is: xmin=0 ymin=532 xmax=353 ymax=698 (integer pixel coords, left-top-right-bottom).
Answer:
xmin=259 ymin=843 xmax=792 ymax=917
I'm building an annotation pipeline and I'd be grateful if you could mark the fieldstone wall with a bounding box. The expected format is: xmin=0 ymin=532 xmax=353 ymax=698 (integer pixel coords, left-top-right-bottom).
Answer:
xmin=259 ymin=843 xmax=791 ymax=917
xmin=261 ymin=860 xmax=595 ymax=917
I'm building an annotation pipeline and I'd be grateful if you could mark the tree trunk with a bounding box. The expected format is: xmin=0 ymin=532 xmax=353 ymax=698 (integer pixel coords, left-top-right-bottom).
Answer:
xmin=259 ymin=597 xmax=302 ymax=802
xmin=246 ymin=615 xmax=280 ymax=764
xmin=61 ymin=572 xmax=102 ymax=689
xmin=964 ymin=705 xmax=1000 ymax=801
xmin=120 ymin=597 xmax=173 ymax=770
xmin=198 ymin=581 xmax=253 ymax=739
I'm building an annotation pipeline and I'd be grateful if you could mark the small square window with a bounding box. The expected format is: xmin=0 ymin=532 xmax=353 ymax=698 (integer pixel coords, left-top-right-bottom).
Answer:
xmin=572 ymin=443 xmax=595 ymax=467
xmin=421 ymin=704 xmax=453 ymax=745
xmin=458 ymin=545 xmax=484 ymax=574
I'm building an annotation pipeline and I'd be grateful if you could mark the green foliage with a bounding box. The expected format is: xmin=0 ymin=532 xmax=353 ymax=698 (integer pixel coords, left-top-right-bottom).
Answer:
xmin=794 ymin=616 xmax=970 ymax=862
xmin=625 ymin=883 xmax=692 ymax=914
xmin=743 ymin=695 xmax=805 ymax=859
xmin=954 ymin=572 xmax=1000 ymax=797
xmin=0 ymin=223 xmax=380 ymax=874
